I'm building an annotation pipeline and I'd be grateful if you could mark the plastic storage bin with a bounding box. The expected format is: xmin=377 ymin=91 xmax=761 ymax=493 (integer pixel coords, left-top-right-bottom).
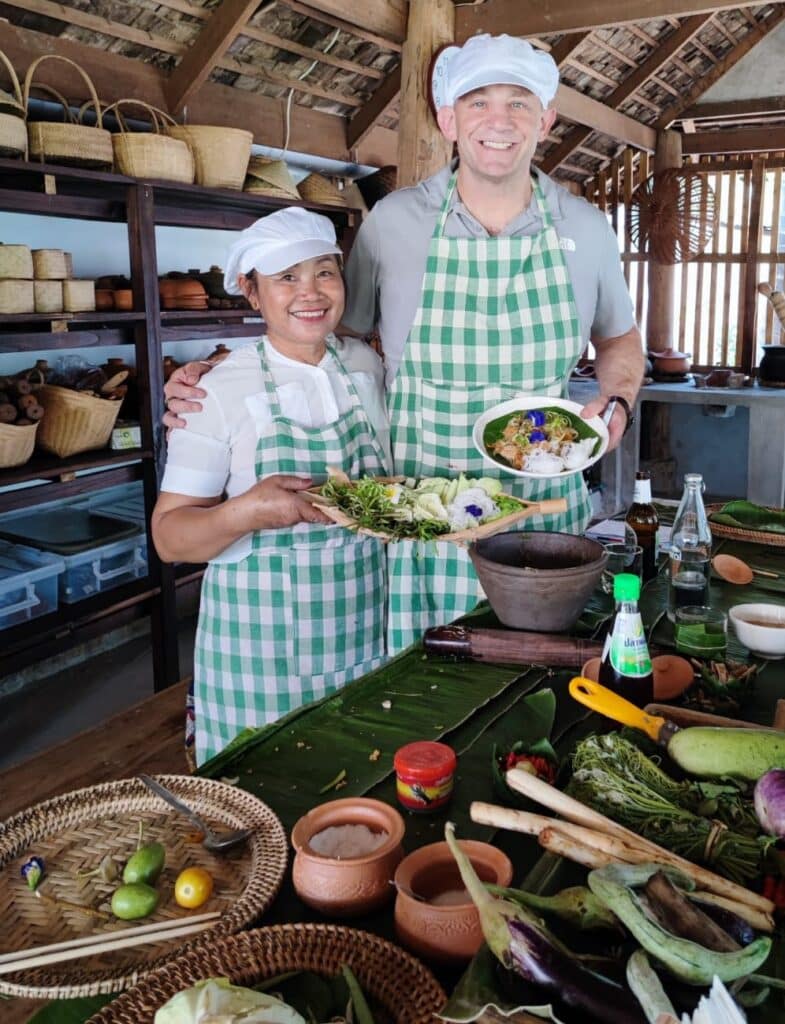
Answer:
xmin=0 ymin=541 xmax=65 ymax=630
xmin=92 ymin=494 xmax=148 ymax=565
xmin=59 ymin=534 xmax=148 ymax=604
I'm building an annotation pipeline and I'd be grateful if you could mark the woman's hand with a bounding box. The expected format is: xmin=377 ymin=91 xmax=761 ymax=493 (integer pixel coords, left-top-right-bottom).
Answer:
xmin=163 ymin=361 xmax=212 ymax=429
xmin=234 ymin=475 xmax=333 ymax=531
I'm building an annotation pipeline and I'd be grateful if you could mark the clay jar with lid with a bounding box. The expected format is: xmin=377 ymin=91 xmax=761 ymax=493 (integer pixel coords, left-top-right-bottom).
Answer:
xmin=394 ymin=840 xmax=513 ymax=964
xmin=394 ymin=740 xmax=456 ymax=813
xmin=291 ymin=797 xmax=405 ymax=917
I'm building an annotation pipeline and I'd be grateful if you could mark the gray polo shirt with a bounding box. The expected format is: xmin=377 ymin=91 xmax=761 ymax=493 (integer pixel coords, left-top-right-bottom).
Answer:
xmin=343 ymin=162 xmax=636 ymax=384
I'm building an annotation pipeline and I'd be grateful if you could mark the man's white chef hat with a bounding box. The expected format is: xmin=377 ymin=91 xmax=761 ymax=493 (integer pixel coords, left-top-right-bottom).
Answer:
xmin=432 ymin=34 xmax=559 ymax=111
xmin=223 ymin=207 xmax=342 ymax=295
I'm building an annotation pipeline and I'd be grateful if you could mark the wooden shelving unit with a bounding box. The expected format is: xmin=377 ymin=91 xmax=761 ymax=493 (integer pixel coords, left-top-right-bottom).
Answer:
xmin=0 ymin=158 xmax=361 ymax=691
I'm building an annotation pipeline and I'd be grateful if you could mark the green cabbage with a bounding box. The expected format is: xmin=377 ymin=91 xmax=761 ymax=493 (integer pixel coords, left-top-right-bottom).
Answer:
xmin=153 ymin=978 xmax=306 ymax=1024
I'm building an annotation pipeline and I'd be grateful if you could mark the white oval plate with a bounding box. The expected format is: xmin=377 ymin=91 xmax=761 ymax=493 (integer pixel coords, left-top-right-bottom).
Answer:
xmin=472 ymin=396 xmax=609 ymax=480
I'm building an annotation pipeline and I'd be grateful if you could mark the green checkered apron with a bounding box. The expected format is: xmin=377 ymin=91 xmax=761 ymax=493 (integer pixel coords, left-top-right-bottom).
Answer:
xmin=387 ymin=174 xmax=591 ymax=654
xmin=192 ymin=339 xmax=389 ymax=764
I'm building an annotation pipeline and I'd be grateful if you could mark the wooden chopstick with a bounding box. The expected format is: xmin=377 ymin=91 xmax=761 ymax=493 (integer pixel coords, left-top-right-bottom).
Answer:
xmin=0 ymin=910 xmax=221 ymax=974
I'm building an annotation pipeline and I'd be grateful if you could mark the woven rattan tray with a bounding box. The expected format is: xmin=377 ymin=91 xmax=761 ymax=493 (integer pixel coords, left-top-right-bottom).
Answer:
xmin=86 ymin=924 xmax=447 ymax=1024
xmin=707 ymin=503 xmax=785 ymax=548
xmin=0 ymin=775 xmax=287 ymax=998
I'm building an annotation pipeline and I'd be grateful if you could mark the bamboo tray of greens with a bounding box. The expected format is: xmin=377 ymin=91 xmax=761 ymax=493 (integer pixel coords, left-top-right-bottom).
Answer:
xmin=305 ymin=467 xmax=567 ymax=543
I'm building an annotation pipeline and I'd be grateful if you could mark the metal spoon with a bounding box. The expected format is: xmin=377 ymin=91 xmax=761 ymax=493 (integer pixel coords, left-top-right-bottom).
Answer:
xmin=138 ymin=774 xmax=253 ymax=853
xmin=711 ymin=553 xmax=779 ymax=586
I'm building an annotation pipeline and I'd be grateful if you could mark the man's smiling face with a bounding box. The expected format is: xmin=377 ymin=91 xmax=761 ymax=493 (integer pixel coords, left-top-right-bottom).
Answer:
xmin=437 ymin=84 xmax=556 ymax=187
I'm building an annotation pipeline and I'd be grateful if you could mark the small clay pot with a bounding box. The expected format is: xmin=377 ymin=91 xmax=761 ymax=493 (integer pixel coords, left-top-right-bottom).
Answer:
xmin=650 ymin=349 xmax=692 ymax=374
xmin=291 ymin=798 xmax=405 ymax=917
xmin=113 ymin=289 xmax=133 ymax=311
xmin=394 ymin=840 xmax=513 ymax=964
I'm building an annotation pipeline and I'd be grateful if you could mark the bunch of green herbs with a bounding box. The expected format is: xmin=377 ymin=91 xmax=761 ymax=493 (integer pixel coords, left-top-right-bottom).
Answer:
xmin=320 ymin=477 xmax=451 ymax=541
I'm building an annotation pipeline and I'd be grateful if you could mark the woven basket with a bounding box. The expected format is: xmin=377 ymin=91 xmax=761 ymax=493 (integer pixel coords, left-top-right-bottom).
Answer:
xmin=0 ymin=775 xmax=288 ymax=999
xmin=35 ymin=385 xmax=121 ymax=457
xmin=0 ymin=243 xmax=33 ymax=278
xmin=24 ymin=57 xmax=112 ymax=170
xmin=0 ymin=48 xmax=26 ymax=159
xmin=62 ymin=278 xmax=96 ymax=312
xmin=707 ymin=503 xmax=785 ymax=548
xmin=106 ymin=100 xmax=194 ymax=184
xmin=163 ymin=124 xmax=252 ymax=189
xmin=244 ymin=155 xmax=299 ymax=198
xmin=87 ymin=925 xmax=446 ymax=1024
xmin=32 ymin=248 xmax=69 ymax=279
xmin=0 ymin=278 xmax=34 ymax=314
xmin=0 ymin=420 xmax=37 ymax=468
xmin=33 ymin=278 xmax=63 ymax=313
xmin=297 ymin=172 xmax=346 ymax=206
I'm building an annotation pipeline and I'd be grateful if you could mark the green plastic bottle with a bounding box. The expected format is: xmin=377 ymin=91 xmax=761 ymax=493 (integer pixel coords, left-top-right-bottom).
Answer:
xmin=599 ymin=573 xmax=654 ymax=708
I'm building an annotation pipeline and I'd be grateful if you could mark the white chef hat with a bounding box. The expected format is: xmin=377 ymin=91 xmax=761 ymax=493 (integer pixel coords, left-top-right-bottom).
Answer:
xmin=433 ymin=34 xmax=559 ymax=111
xmin=223 ymin=207 xmax=342 ymax=295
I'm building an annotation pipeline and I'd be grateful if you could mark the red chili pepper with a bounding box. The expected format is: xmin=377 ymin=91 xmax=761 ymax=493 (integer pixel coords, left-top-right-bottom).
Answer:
xmin=763 ymin=875 xmax=777 ymax=902
xmin=503 ymin=752 xmax=557 ymax=784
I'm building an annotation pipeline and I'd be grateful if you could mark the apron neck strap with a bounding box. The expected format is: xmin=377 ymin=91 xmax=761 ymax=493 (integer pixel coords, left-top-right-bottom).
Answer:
xmin=436 ymin=171 xmax=552 ymax=236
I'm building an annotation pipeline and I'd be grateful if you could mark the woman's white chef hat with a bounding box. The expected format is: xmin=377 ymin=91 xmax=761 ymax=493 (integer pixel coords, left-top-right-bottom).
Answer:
xmin=223 ymin=207 xmax=342 ymax=295
xmin=432 ymin=34 xmax=559 ymax=112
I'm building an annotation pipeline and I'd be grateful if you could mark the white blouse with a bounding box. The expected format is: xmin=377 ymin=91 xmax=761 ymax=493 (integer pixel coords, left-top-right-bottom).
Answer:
xmin=161 ymin=336 xmax=391 ymax=562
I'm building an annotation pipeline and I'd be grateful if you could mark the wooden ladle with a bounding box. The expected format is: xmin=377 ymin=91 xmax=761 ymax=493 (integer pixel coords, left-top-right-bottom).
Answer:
xmin=712 ymin=553 xmax=779 ymax=585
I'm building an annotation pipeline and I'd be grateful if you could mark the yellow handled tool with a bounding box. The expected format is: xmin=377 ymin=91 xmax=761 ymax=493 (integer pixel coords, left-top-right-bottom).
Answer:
xmin=568 ymin=677 xmax=680 ymax=746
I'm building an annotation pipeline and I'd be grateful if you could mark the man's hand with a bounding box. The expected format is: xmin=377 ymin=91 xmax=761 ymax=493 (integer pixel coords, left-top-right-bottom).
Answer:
xmin=163 ymin=361 xmax=211 ymax=430
xmin=580 ymin=395 xmax=628 ymax=452
xmin=234 ymin=475 xmax=333 ymax=532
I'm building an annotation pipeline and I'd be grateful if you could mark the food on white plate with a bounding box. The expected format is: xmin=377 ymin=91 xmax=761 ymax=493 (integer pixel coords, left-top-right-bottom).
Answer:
xmin=154 ymin=977 xmax=306 ymax=1023
xmin=486 ymin=407 xmax=600 ymax=474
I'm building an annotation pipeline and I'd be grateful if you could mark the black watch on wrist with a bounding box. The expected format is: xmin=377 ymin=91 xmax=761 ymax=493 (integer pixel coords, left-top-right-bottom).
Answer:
xmin=607 ymin=394 xmax=635 ymax=435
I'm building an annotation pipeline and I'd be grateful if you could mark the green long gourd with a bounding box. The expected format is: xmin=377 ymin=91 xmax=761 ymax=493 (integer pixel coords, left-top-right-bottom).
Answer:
xmin=588 ymin=863 xmax=771 ymax=985
xmin=667 ymin=727 xmax=785 ymax=782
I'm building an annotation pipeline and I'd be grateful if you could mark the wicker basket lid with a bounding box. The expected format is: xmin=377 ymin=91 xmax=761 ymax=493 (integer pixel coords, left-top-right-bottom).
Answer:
xmin=244 ymin=156 xmax=299 ymax=198
xmin=297 ymin=172 xmax=346 ymax=206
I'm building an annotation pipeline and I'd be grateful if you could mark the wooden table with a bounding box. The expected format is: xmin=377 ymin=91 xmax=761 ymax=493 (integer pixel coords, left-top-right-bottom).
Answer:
xmin=0 ymin=679 xmax=190 ymax=1024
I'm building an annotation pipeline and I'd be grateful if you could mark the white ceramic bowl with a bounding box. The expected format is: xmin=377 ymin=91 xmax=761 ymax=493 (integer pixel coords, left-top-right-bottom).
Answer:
xmin=472 ymin=396 xmax=609 ymax=480
xmin=729 ymin=603 xmax=785 ymax=659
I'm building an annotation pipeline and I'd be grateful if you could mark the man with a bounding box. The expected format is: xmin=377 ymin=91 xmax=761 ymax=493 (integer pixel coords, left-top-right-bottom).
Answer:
xmin=165 ymin=33 xmax=644 ymax=655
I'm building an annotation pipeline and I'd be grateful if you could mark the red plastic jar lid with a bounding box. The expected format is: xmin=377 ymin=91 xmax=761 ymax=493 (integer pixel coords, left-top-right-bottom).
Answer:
xmin=393 ymin=741 xmax=457 ymax=781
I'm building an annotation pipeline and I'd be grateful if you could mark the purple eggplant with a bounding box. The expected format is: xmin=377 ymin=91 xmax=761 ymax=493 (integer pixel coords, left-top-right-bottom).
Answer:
xmin=444 ymin=823 xmax=645 ymax=1024
xmin=754 ymin=768 xmax=785 ymax=836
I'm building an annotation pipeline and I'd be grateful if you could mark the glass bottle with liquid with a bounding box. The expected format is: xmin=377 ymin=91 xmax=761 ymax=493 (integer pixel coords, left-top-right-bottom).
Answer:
xmin=626 ymin=470 xmax=659 ymax=581
xmin=599 ymin=572 xmax=654 ymax=707
xmin=667 ymin=472 xmax=711 ymax=621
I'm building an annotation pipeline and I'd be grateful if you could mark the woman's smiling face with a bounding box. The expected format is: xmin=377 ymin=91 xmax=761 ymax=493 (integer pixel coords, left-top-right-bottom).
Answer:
xmin=437 ymin=84 xmax=556 ymax=187
xmin=240 ymin=254 xmax=345 ymax=361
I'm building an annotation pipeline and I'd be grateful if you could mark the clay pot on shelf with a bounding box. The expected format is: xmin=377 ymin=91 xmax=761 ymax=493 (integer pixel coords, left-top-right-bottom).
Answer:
xmin=649 ymin=349 xmax=692 ymax=375
xmin=113 ymin=289 xmax=133 ymax=311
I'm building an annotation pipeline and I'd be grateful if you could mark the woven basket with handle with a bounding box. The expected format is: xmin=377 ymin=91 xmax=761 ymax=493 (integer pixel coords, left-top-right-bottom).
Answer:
xmin=0 ymin=421 xmax=37 ymax=468
xmin=163 ymin=124 xmax=252 ymax=190
xmin=105 ymin=100 xmax=194 ymax=183
xmin=24 ymin=56 xmax=112 ymax=170
xmin=0 ymin=48 xmax=26 ymax=159
xmin=36 ymin=385 xmax=121 ymax=458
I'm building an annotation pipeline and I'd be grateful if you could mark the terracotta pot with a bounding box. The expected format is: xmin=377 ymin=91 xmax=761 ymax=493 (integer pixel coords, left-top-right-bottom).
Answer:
xmin=113 ymin=289 xmax=133 ymax=311
xmin=650 ymin=349 xmax=692 ymax=374
xmin=95 ymin=288 xmax=114 ymax=311
xmin=394 ymin=840 xmax=513 ymax=964
xmin=469 ymin=531 xmax=607 ymax=633
xmin=291 ymin=798 xmax=405 ymax=917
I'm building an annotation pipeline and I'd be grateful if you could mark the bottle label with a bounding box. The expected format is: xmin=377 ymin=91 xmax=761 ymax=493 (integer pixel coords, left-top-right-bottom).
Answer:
xmin=609 ymin=612 xmax=652 ymax=677
xmin=633 ymin=478 xmax=652 ymax=503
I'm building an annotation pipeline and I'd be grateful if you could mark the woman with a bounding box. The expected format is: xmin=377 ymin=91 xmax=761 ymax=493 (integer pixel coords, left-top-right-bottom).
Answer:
xmin=152 ymin=208 xmax=390 ymax=765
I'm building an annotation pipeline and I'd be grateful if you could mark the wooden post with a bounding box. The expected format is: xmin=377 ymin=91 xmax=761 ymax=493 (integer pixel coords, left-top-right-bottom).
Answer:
xmin=397 ymin=0 xmax=453 ymax=187
xmin=741 ymin=156 xmax=765 ymax=375
xmin=645 ymin=130 xmax=682 ymax=351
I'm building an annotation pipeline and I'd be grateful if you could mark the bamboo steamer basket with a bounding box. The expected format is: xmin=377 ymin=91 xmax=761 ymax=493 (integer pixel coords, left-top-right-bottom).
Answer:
xmin=0 ymin=279 xmax=34 ymax=314
xmin=24 ymin=57 xmax=112 ymax=170
xmin=33 ymin=279 xmax=63 ymax=314
xmin=0 ymin=421 xmax=38 ymax=468
xmin=36 ymin=385 xmax=122 ymax=458
xmin=105 ymin=100 xmax=194 ymax=184
xmin=62 ymin=279 xmax=96 ymax=312
xmin=32 ymin=248 xmax=69 ymax=279
xmin=0 ymin=243 xmax=33 ymax=278
xmin=0 ymin=48 xmax=27 ymax=160
xmin=163 ymin=125 xmax=252 ymax=190
xmin=297 ymin=172 xmax=346 ymax=206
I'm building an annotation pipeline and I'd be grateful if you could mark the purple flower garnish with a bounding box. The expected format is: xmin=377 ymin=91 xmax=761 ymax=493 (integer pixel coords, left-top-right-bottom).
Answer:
xmin=465 ymin=504 xmax=484 ymax=518
xmin=526 ymin=410 xmax=546 ymax=427
xmin=529 ymin=429 xmax=547 ymax=442
xmin=21 ymin=856 xmax=45 ymax=890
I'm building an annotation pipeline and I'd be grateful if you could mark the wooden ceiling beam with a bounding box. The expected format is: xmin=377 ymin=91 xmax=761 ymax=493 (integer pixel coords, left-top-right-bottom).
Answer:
xmin=682 ymin=127 xmax=785 ymax=153
xmin=217 ymin=53 xmax=365 ymax=107
xmin=548 ymin=32 xmax=591 ymax=66
xmin=657 ymin=4 xmax=785 ymax=129
xmin=276 ymin=0 xmax=405 ymax=48
xmin=680 ymin=96 xmax=785 ymax=121
xmin=542 ymin=14 xmax=710 ymax=174
xmin=555 ymin=84 xmax=656 ymax=151
xmin=563 ymin=57 xmax=619 ymax=89
xmin=166 ymin=0 xmax=263 ymax=114
xmin=0 ymin=20 xmax=395 ymax=165
xmin=456 ymin=0 xmax=762 ymax=40
xmin=346 ymin=65 xmax=401 ymax=149
xmin=239 ymin=24 xmax=386 ymax=79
